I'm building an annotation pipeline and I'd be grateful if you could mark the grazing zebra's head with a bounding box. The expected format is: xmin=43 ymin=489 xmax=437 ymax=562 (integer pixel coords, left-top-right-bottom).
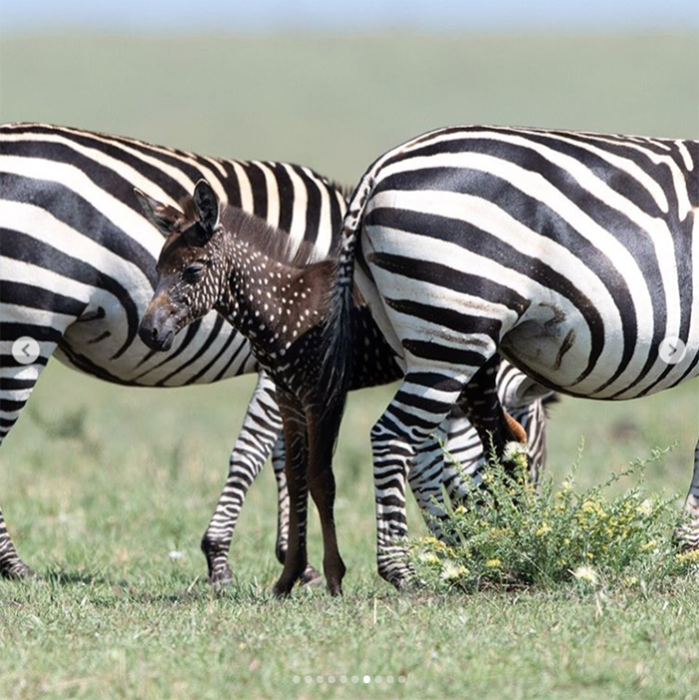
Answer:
xmin=135 ymin=180 xmax=228 ymax=351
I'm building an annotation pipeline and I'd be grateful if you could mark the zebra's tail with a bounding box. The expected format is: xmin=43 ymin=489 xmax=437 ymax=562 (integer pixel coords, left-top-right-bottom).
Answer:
xmin=319 ymin=170 xmax=378 ymax=422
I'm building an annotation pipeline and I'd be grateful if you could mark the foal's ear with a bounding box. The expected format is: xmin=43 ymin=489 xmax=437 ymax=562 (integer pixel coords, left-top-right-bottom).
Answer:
xmin=192 ymin=180 xmax=221 ymax=241
xmin=134 ymin=188 xmax=185 ymax=236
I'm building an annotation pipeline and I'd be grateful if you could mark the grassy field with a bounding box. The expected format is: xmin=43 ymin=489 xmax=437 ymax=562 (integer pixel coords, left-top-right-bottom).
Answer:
xmin=0 ymin=366 xmax=697 ymax=699
xmin=1 ymin=31 xmax=698 ymax=700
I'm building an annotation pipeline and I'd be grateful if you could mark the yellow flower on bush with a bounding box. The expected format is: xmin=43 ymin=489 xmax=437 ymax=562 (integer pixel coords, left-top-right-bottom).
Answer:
xmin=485 ymin=558 xmax=502 ymax=568
xmin=675 ymin=550 xmax=699 ymax=564
xmin=419 ymin=552 xmax=441 ymax=566
xmin=640 ymin=540 xmax=657 ymax=551
xmin=636 ymin=499 xmax=654 ymax=517
xmin=572 ymin=566 xmax=599 ymax=585
xmin=536 ymin=523 xmax=551 ymax=537
xmin=440 ymin=560 xmax=467 ymax=581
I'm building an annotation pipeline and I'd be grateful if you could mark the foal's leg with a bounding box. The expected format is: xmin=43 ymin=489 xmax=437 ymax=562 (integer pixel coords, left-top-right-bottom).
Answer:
xmin=201 ymin=371 xmax=283 ymax=584
xmin=272 ymin=392 xmax=310 ymax=597
xmin=271 ymin=437 xmax=321 ymax=585
xmin=306 ymin=404 xmax=346 ymax=596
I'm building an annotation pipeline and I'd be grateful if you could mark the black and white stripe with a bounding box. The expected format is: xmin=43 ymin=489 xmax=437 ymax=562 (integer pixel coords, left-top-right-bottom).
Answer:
xmin=0 ymin=123 xmax=551 ymax=580
xmin=326 ymin=125 xmax=699 ymax=587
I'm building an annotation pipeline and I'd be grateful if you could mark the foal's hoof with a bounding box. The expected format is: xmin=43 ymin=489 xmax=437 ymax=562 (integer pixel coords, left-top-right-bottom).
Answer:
xmin=272 ymin=580 xmax=294 ymax=598
xmin=300 ymin=565 xmax=322 ymax=586
xmin=208 ymin=563 xmax=233 ymax=587
xmin=326 ymin=582 xmax=343 ymax=597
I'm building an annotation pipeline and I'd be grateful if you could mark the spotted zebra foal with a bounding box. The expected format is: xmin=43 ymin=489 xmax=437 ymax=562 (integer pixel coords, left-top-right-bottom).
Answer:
xmin=136 ymin=179 xmax=549 ymax=593
xmin=138 ymin=180 xmax=353 ymax=595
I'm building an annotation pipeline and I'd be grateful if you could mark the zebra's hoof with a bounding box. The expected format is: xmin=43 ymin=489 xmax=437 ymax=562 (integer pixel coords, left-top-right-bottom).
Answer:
xmin=208 ymin=564 xmax=233 ymax=587
xmin=397 ymin=575 xmax=426 ymax=593
xmin=382 ymin=568 xmax=425 ymax=592
xmin=1 ymin=562 xmax=38 ymax=581
xmin=300 ymin=565 xmax=322 ymax=586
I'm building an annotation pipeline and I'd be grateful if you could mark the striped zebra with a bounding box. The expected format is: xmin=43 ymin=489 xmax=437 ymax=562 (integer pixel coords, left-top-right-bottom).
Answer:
xmin=0 ymin=123 xmax=550 ymax=581
xmin=323 ymin=125 xmax=699 ymax=588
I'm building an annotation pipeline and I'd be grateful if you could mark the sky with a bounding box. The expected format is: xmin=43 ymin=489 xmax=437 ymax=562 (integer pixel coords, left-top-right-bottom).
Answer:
xmin=2 ymin=0 xmax=698 ymax=33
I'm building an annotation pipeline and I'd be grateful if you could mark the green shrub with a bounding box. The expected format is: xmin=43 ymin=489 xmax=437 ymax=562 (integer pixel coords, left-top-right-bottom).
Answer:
xmin=410 ymin=443 xmax=699 ymax=591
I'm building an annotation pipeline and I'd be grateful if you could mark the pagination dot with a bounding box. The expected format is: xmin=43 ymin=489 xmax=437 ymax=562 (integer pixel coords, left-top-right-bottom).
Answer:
xmin=363 ymin=675 xmax=371 ymax=683
xmin=293 ymin=676 xmax=300 ymax=683
xmin=398 ymin=675 xmax=407 ymax=683
xmin=351 ymin=676 xmax=359 ymax=683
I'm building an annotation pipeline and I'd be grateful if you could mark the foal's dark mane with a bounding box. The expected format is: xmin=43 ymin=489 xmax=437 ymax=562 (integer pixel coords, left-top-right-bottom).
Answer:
xmin=223 ymin=204 xmax=331 ymax=268
xmin=178 ymin=195 xmax=333 ymax=269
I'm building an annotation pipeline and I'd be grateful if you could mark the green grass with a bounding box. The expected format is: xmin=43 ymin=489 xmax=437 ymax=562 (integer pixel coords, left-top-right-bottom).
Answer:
xmin=0 ymin=30 xmax=698 ymax=699
xmin=0 ymin=364 xmax=697 ymax=699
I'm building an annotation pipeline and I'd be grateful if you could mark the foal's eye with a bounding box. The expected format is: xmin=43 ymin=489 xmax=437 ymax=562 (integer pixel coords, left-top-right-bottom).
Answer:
xmin=182 ymin=262 xmax=206 ymax=284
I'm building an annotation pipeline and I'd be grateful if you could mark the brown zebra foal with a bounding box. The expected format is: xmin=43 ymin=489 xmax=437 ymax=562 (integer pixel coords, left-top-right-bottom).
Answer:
xmin=137 ymin=180 xmax=348 ymax=596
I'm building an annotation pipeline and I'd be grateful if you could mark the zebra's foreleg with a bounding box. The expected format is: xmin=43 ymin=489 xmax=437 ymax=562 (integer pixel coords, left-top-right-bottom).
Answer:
xmin=675 ymin=438 xmax=699 ymax=550
xmin=201 ymin=371 xmax=283 ymax=584
xmin=0 ymin=339 xmax=57 ymax=580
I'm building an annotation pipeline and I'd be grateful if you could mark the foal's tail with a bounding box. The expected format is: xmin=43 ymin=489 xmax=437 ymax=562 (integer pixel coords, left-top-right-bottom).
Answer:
xmin=319 ymin=168 xmax=378 ymax=423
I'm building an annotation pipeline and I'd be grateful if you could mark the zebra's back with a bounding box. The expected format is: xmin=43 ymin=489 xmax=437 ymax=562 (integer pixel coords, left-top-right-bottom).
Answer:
xmin=0 ymin=123 xmax=346 ymax=386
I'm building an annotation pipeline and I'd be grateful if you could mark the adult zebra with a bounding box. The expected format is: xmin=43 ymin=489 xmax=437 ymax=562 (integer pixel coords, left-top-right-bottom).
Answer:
xmin=323 ymin=125 xmax=699 ymax=588
xmin=0 ymin=123 xmax=550 ymax=581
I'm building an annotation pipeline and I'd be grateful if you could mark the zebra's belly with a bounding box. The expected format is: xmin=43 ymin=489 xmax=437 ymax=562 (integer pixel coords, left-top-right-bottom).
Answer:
xmin=502 ymin=309 xmax=699 ymax=400
xmin=57 ymin=301 xmax=256 ymax=387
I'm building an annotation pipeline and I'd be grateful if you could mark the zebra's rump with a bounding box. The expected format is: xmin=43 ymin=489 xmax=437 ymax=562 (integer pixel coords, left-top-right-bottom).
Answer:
xmin=357 ymin=126 xmax=699 ymax=400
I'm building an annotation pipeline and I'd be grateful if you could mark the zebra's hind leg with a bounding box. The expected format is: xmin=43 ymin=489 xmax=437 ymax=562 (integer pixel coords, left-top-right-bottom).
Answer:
xmin=0 ymin=507 xmax=35 ymax=579
xmin=371 ymin=371 xmax=475 ymax=589
xmin=0 ymin=333 xmax=58 ymax=580
xmin=675 ymin=438 xmax=699 ymax=550
xmin=457 ymin=357 xmax=529 ymax=475
xmin=201 ymin=371 xmax=284 ymax=585
xmin=408 ymin=423 xmax=451 ymax=540
xmin=270 ymin=438 xmax=321 ymax=585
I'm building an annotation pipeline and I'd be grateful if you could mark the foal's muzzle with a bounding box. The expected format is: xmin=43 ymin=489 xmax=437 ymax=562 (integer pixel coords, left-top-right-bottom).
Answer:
xmin=139 ymin=305 xmax=177 ymax=352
